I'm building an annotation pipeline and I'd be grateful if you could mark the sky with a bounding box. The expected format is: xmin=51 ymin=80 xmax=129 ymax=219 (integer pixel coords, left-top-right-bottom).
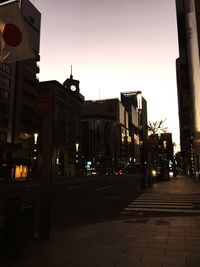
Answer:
xmin=34 ymin=0 xmax=180 ymax=149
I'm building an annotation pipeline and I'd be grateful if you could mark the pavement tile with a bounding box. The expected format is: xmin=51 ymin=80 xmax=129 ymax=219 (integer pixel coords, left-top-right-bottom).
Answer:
xmin=186 ymin=257 xmax=200 ymax=267
xmin=147 ymin=241 xmax=172 ymax=249
xmin=185 ymin=241 xmax=200 ymax=247
xmin=111 ymin=239 xmax=148 ymax=248
xmin=74 ymin=255 xmax=118 ymax=267
xmin=116 ymin=260 xmax=162 ymax=267
xmin=151 ymin=235 xmax=168 ymax=240
xmin=184 ymin=228 xmax=200 ymax=233
xmin=167 ymin=236 xmax=185 ymax=240
xmin=81 ymin=238 xmax=114 ymax=246
xmin=125 ymin=247 xmax=165 ymax=256
xmin=141 ymin=255 xmax=186 ymax=265
xmin=66 ymin=247 xmax=104 ymax=257
xmin=165 ymin=243 xmax=187 ymax=250
xmin=185 ymin=236 xmax=200 ymax=240
xmin=169 ymin=228 xmax=186 ymax=233
xmin=167 ymin=239 xmax=187 ymax=245
xmin=100 ymin=251 xmax=142 ymax=262
xmin=186 ymin=244 xmax=200 ymax=251
xmin=166 ymin=249 xmax=200 ymax=258
xmin=95 ymin=244 xmax=127 ymax=253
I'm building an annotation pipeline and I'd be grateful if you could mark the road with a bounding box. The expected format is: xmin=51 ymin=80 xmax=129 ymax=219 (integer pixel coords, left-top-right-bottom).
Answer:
xmin=0 ymin=174 xmax=142 ymax=231
xmin=50 ymin=174 xmax=142 ymax=228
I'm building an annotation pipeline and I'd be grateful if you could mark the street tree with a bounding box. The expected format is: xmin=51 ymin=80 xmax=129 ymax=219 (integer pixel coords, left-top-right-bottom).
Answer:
xmin=148 ymin=119 xmax=168 ymax=135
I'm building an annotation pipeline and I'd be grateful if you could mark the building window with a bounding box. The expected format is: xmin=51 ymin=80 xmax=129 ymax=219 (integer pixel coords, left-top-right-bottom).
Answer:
xmin=0 ymin=88 xmax=9 ymax=100
xmin=0 ymin=118 xmax=8 ymax=127
xmin=0 ymin=131 xmax=7 ymax=141
xmin=0 ymin=75 xmax=10 ymax=88
xmin=0 ymin=63 xmax=12 ymax=75
xmin=14 ymin=165 xmax=28 ymax=179
xmin=0 ymin=103 xmax=9 ymax=114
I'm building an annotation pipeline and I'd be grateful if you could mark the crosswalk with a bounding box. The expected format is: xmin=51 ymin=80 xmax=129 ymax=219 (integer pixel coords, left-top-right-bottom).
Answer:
xmin=123 ymin=193 xmax=200 ymax=215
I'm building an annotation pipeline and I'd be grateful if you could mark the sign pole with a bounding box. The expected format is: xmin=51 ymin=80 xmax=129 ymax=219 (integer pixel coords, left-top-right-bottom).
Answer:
xmin=38 ymin=97 xmax=53 ymax=238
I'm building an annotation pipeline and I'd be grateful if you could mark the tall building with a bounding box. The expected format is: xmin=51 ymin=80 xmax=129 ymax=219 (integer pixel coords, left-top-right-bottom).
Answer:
xmin=121 ymin=91 xmax=148 ymax=167
xmin=175 ymin=0 xmax=200 ymax=177
xmin=81 ymin=92 xmax=147 ymax=175
xmin=38 ymin=74 xmax=84 ymax=177
xmin=82 ymin=98 xmax=130 ymax=174
xmin=120 ymin=91 xmax=148 ymax=141
xmin=149 ymin=132 xmax=174 ymax=178
xmin=0 ymin=0 xmax=41 ymax=179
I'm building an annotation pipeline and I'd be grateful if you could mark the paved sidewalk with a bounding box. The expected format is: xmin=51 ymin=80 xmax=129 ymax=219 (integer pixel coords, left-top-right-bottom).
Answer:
xmin=146 ymin=175 xmax=200 ymax=195
xmin=1 ymin=176 xmax=200 ymax=267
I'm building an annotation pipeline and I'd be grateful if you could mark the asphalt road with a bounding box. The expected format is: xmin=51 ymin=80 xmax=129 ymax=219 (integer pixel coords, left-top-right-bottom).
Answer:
xmin=0 ymin=174 xmax=142 ymax=231
xmin=50 ymin=175 xmax=142 ymax=228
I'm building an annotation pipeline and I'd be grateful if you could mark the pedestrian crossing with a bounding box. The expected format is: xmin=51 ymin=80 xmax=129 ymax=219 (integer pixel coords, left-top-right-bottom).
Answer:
xmin=122 ymin=193 xmax=200 ymax=215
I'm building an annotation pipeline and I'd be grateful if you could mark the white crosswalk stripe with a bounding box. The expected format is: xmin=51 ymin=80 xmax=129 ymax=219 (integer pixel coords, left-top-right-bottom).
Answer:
xmin=123 ymin=193 xmax=200 ymax=214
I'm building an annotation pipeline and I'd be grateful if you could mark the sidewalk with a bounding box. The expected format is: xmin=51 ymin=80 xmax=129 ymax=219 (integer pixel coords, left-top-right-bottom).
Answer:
xmin=146 ymin=175 xmax=200 ymax=195
xmin=1 ymin=176 xmax=200 ymax=267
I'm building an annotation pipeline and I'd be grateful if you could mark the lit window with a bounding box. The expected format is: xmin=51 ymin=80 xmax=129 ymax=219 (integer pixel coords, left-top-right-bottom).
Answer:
xmin=15 ymin=165 xmax=28 ymax=179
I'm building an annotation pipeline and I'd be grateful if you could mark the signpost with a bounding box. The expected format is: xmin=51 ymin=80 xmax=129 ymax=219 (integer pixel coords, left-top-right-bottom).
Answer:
xmin=35 ymin=95 xmax=53 ymax=238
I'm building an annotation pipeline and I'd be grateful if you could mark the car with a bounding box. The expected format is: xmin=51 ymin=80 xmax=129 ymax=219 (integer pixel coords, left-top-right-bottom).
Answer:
xmin=115 ymin=170 xmax=124 ymax=176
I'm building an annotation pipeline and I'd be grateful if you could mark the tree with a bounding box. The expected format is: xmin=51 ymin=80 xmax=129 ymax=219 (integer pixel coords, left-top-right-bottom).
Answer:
xmin=148 ymin=119 xmax=168 ymax=135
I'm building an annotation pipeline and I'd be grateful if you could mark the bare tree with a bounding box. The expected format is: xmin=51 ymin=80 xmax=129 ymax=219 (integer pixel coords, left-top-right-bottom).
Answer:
xmin=148 ymin=119 xmax=168 ymax=135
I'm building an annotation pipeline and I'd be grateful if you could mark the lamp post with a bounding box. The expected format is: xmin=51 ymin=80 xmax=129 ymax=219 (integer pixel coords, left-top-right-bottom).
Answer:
xmin=75 ymin=142 xmax=79 ymax=177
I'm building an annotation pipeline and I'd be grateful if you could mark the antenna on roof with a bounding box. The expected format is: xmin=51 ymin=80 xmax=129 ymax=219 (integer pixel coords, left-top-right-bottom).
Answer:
xmin=70 ymin=65 xmax=73 ymax=79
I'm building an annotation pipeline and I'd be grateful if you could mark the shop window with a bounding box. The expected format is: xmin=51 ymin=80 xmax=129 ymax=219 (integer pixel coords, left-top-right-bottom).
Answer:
xmin=15 ymin=165 xmax=28 ymax=179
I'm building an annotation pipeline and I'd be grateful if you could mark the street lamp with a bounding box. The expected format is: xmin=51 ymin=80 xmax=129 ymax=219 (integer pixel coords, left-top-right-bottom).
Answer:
xmin=75 ymin=142 xmax=79 ymax=176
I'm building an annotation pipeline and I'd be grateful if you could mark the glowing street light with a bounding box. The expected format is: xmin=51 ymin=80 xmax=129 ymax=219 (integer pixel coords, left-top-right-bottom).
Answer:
xmin=34 ymin=133 xmax=38 ymax=145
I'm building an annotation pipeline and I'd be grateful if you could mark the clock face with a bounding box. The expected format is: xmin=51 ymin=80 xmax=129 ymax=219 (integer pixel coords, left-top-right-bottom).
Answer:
xmin=70 ymin=85 xmax=76 ymax=91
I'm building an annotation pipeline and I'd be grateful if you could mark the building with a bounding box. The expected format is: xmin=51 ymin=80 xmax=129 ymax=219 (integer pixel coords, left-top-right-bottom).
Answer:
xmin=175 ymin=0 xmax=200 ymax=178
xmin=82 ymin=99 xmax=129 ymax=175
xmin=148 ymin=133 xmax=174 ymax=174
xmin=38 ymin=73 xmax=84 ymax=177
xmin=0 ymin=0 xmax=41 ymax=180
xmin=120 ymin=91 xmax=148 ymax=164
xmin=81 ymin=92 xmax=147 ymax=175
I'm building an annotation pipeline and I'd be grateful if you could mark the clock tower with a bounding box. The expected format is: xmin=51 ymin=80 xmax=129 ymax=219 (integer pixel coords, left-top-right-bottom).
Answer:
xmin=63 ymin=66 xmax=80 ymax=94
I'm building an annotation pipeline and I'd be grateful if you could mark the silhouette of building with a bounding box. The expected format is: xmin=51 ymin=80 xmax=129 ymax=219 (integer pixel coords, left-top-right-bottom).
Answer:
xmin=148 ymin=133 xmax=174 ymax=177
xmin=120 ymin=91 xmax=148 ymax=142
xmin=0 ymin=0 xmax=41 ymax=180
xmin=81 ymin=92 xmax=147 ymax=175
xmin=38 ymin=74 xmax=84 ymax=177
xmin=175 ymin=0 xmax=200 ymax=178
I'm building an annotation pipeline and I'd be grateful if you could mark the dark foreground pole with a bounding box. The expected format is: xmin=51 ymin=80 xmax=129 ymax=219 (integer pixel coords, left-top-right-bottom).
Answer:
xmin=38 ymin=107 xmax=53 ymax=238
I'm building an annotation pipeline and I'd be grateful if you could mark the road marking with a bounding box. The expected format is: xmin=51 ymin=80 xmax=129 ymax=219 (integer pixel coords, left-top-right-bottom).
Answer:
xmin=123 ymin=192 xmax=200 ymax=214
xmin=124 ymin=207 xmax=200 ymax=213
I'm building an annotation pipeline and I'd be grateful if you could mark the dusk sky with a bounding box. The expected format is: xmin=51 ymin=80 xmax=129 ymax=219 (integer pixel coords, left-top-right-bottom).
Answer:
xmin=34 ymin=0 xmax=180 ymax=149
